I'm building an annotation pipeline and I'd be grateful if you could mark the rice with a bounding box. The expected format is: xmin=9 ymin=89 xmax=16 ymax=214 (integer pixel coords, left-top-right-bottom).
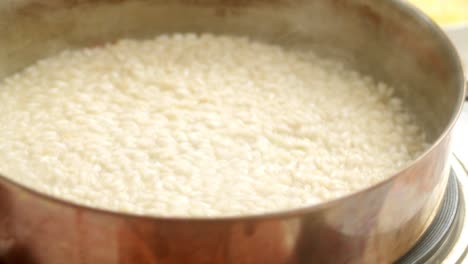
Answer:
xmin=0 ymin=33 xmax=427 ymax=217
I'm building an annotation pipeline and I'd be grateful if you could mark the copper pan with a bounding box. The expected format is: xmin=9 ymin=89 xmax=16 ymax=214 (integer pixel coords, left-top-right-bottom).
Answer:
xmin=0 ymin=0 xmax=465 ymax=263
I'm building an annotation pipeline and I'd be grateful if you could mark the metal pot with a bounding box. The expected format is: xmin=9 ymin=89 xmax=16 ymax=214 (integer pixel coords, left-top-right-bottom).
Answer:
xmin=0 ymin=0 xmax=465 ymax=263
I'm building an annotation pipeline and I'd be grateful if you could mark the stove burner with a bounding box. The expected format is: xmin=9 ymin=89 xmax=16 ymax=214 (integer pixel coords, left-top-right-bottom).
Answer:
xmin=396 ymin=170 xmax=461 ymax=264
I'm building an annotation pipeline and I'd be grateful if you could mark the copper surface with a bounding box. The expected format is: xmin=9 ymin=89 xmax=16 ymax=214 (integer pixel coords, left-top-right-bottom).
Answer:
xmin=0 ymin=0 xmax=465 ymax=263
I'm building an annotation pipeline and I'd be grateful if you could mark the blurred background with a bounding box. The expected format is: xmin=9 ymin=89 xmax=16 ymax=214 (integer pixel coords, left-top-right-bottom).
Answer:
xmin=407 ymin=0 xmax=468 ymax=25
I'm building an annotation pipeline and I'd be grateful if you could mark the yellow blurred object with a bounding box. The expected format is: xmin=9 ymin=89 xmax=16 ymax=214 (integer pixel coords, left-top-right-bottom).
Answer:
xmin=407 ymin=0 xmax=468 ymax=25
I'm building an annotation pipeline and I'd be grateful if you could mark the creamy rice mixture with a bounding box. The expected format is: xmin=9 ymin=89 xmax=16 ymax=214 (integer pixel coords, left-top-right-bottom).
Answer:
xmin=0 ymin=34 xmax=427 ymax=216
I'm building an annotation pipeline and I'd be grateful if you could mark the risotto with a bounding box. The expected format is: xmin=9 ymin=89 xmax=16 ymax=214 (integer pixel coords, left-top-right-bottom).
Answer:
xmin=0 ymin=34 xmax=427 ymax=217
